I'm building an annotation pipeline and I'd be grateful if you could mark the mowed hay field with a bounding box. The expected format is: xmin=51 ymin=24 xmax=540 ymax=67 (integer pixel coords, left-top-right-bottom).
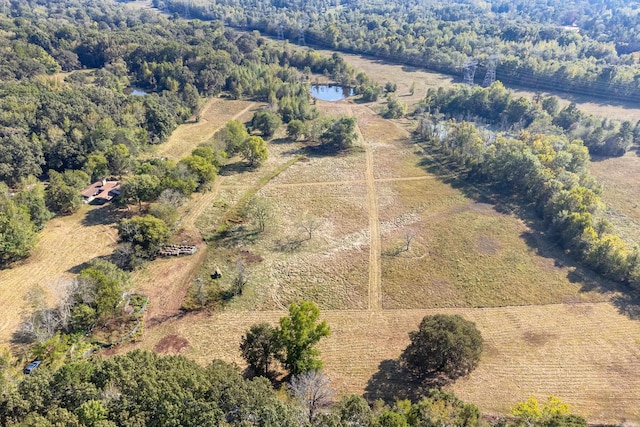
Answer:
xmin=120 ymin=91 xmax=640 ymax=423
xmin=151 ymin=98 xmax=258 ymax=161
xmin=129 ymin=303 xmax=640 ymax=423
xmin=0 ymin=205 xmax=118 ymax=345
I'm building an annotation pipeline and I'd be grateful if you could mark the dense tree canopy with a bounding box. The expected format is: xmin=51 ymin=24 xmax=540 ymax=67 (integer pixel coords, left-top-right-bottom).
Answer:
xmin=401 ymin=314 xmax=483 ymax=381
xmin=160 ymin=0 xmax=640 ymax=102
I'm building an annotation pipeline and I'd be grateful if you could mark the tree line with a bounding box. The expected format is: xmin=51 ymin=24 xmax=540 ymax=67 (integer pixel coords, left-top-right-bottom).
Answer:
xmin=157 ymin=0 xmax=640 ymax=102
xmin=418 ymin=82 xmax=640 ymax=157
xmin=416 ymin=110 xmax=640 ymax=290
xmin=0 ymin=306 xmax=586 ymax=427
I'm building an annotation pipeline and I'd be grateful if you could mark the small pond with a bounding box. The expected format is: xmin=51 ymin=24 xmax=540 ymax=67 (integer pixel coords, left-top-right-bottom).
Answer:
xmin=127 ymin=87 xmax=148 ymax=96
xmin=310 ymin=84 xmax=354 ymax=101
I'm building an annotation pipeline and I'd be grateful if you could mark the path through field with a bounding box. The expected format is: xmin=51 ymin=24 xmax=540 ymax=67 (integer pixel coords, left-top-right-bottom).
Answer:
xmin=351 ymin=106 xmax=383 ymax=311
xmin=133 ymin=178 xmax=226 ymax=323
xmin=124 ymin=100 xmax=640 ymax=423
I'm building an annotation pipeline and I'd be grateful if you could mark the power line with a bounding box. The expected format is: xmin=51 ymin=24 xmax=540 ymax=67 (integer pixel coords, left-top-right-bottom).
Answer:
xmin=482 ymin=54 xmax=499 ymax=87
xmin=462 ymin=60 xmax=478 ymax=87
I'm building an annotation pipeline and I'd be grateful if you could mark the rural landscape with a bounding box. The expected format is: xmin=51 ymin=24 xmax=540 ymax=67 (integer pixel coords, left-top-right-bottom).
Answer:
xmin=1 ymin=0 xmax=640 ymax=425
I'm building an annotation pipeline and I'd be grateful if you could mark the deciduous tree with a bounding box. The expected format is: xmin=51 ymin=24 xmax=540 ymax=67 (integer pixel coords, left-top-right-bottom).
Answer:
xmin=240 ymin=323 xmax=278 ymax=378
xmin=401 ymin=314 xmax=482 ymax=382
xmin=276 ymin=301 xmax=330 ymax=376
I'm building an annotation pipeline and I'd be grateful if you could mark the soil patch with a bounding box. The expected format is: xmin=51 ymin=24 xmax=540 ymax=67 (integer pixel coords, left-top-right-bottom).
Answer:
xmin=154 ymin=334 xmax=190 ymax=353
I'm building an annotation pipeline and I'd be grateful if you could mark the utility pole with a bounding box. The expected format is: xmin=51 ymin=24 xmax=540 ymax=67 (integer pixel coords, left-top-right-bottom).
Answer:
xmin=463 ymin=60 xmax=478 ymax=87
xmin=482 ymin=54 xmax=499 ymax=87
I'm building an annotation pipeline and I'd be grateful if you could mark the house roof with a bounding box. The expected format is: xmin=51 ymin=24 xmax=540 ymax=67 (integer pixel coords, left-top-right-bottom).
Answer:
xmin=81 ymin=180 xmax=120 ymax=201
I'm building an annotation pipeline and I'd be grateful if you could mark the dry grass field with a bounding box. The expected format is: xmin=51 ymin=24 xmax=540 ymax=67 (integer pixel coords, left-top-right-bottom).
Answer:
xmin=0 ymin=205 xmax=118 ymax=345
xmin=117 ymin=93 xmax=640 ymax=423
xmin=152 ymin=99 xmax=259 ymax=161
xmin=126 ymin=303 xmax=640 ymax=423
xmin=4 ymin=54 xmax=640 ymax=422
xmin=589 ymin=151 xmax=640 ymax=245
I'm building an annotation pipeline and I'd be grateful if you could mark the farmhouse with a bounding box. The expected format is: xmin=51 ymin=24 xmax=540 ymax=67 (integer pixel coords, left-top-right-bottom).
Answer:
xmin=81 ymin=179 xmax=121 ymax=204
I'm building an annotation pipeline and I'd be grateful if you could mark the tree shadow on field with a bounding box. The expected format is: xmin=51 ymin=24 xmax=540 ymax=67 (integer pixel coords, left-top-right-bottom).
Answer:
xmin=415 ymin=139 xmax=640 ymax=320
xmin=364 ymin=359 xmax=443 ymax=404
xmin=81 ymin=203 xmax=127 ymax=226
xmin=219 ymin=161 xmax=256 ymax=176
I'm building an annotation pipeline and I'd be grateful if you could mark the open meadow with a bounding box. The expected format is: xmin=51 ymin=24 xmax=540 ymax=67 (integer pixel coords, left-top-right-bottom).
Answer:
xmin=589 ymin=151 xmax=640 ymax=246
xmin=0 ymin=205 xmax=119 ymax=346
xmin=3 ymin=50 xmax=640 ymax=423
xmin=119 ymin=93 xmax=640 ymax=423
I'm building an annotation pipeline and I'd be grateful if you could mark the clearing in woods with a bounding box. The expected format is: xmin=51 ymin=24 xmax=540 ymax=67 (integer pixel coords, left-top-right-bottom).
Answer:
xmin=151 ymin=99 xmax=258 ymax=161
xmin=3 ymin=60 xmax=639 ymax=422
xmin=121 ymin=92 xmax=640 ymax=423
xmin=0 ymin=205 xmax=118 ymax=345
xmin=324 ymin=50 xmax=640 ymax=121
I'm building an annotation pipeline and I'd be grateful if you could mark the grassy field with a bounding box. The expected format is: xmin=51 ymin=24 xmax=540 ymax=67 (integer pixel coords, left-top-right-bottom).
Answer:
xmin=589 ymin=151 xmax=640 ymax=245
xmin=0 ymin=204 xmax=119 ymax=345
xmin=116 ymin=93 xmax=640 ymax=422
xmin=125 ymin=303 xmax=640 ymax=423
xmin=151 ymin=99 xmax=258 ymax=161
xmin=4 ymin=52 xmax=640 ymax=421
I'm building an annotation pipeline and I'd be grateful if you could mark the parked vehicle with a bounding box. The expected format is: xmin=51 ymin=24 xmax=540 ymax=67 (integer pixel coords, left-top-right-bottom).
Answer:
xmin=23 ymin=361 xmax=40 ymax=374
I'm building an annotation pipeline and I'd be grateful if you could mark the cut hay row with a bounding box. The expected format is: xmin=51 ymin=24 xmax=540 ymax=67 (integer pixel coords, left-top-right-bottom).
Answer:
xmin=126 ymin=303 xmax=640 ymax=424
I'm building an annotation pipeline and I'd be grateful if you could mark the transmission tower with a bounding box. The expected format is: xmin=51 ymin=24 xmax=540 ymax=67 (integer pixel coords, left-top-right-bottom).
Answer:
xmin=276 ymin=19 xmax=285 ymax=40
xmin=297 ymin=18 xmax=308 ymax=45
xmin=482 ymin=54 xmax=499 ymax=87
xmin=202 ymin=1 xmax=213 ymax=17
xmin=462 ymin=60 xmax=478 ymax=87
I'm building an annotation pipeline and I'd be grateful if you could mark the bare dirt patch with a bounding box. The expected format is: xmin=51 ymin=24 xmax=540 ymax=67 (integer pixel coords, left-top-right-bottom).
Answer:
xmin=477 ymin=236 xmax=501 ymax=255
xmin=154 ymin=334 xmax=190 ymax=354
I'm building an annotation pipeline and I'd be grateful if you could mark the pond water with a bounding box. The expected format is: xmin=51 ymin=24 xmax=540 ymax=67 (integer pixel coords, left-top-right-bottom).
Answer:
xmin=127 ymin=88 xmax=148 ymax=96
xmin=310 ymin=84 xmax=354 ymax=101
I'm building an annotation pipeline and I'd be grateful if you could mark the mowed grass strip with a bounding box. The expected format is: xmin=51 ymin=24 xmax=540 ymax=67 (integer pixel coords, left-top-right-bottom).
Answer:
xmin=152 ymin=98 xmax=258 ymax=161
xmin=125 ymin=303 xmax=640 ymax=423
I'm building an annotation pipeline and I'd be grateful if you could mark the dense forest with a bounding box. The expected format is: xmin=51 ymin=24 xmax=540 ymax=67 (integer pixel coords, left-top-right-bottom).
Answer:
xmin=158 ymin=0 xmax=640 ymax=102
